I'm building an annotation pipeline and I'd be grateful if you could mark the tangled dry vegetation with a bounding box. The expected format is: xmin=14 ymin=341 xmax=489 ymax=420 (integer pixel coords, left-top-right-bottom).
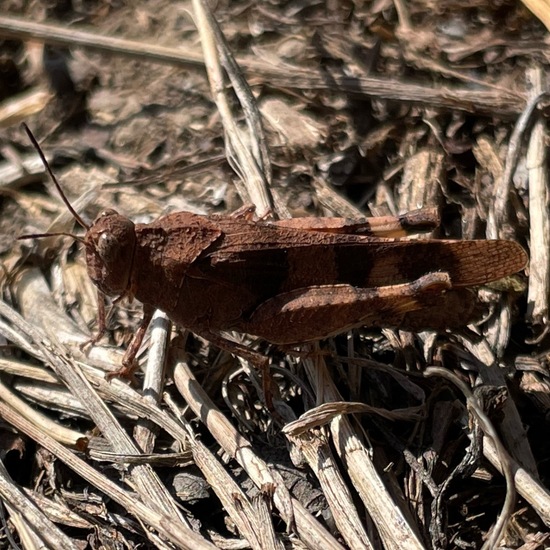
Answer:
xmin=0 ymin=1 xmax=550 ymax=548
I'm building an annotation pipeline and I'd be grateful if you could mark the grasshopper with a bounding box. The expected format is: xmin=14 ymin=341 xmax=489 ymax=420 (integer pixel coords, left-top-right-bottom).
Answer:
xmin=20 ymin=125 xmax=528 ymax=379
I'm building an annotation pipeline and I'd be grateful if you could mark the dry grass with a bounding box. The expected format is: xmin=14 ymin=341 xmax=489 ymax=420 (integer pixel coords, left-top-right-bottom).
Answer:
xmin=0 ymin=1 xmax=549 ymax=548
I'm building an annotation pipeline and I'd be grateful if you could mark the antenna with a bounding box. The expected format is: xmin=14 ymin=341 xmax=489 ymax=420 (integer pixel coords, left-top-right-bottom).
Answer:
xmin=22 ymin=123 xmax=90 ymax=231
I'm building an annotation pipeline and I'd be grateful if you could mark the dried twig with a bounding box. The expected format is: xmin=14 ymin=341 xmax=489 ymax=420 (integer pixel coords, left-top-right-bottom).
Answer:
xmin=0 ymin=14 xmax=526 ymax=117
xmin=192 ymin=0 xmax=274 ymax=218
xmin=424 ymin=367 xmax=516 ymax=550
xmin=525 ymin=66 xmax=550 ymax=328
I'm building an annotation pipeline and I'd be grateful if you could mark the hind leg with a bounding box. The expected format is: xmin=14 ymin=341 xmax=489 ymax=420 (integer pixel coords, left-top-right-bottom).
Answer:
xmin=242 ymin=272 xmax=452 ymax=345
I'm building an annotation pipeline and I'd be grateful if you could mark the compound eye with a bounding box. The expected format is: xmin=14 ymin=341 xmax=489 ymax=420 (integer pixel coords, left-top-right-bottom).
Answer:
xmin=98 ymin=231 xmax=121 ymax=265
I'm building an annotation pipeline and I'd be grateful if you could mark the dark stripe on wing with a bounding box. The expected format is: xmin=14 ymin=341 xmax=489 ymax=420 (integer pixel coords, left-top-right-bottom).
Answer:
xmin=203 ymin=220 xmax=526 ymax=291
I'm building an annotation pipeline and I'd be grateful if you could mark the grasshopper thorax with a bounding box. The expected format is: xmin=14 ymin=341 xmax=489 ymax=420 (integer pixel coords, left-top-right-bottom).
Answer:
xmin=85 ymin=209 xmax=136 ymax=297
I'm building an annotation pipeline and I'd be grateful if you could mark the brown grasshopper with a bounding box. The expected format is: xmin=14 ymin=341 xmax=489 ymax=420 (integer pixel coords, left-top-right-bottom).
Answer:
xmin=21 ymin=125 xmax=528 ymax=379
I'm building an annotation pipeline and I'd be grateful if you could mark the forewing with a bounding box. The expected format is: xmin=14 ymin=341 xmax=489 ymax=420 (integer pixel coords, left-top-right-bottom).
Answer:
xmin=194 ymin=220 xmax=526 ymax=293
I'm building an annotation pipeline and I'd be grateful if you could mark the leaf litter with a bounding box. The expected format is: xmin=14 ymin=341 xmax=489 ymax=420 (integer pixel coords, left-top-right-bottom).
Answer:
xmin=0 ymin=0 xmax=549 ymax=548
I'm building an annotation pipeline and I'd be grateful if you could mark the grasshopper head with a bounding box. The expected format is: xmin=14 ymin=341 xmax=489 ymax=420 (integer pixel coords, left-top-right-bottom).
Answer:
xmin=85 ymin=209 xmax=136 ymax=297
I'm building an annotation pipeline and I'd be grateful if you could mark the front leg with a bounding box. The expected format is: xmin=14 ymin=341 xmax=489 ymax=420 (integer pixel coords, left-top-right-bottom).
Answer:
xmin=106 ymin=304 xmax=155 ymax=380
xmin=241 ymin=273 xmax=453 ymax=345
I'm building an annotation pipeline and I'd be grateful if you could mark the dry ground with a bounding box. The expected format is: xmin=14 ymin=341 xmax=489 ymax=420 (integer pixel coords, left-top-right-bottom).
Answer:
xmin=0 ymin=1 xmax=549 ymax=549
